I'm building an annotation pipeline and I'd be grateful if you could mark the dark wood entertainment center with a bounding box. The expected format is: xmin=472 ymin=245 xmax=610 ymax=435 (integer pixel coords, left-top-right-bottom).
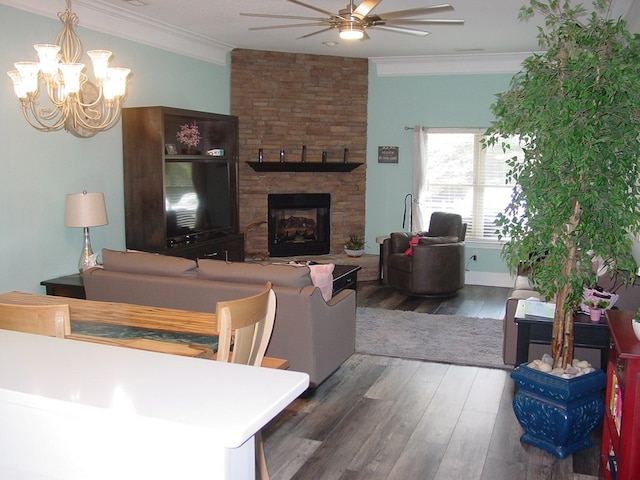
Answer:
xmin=122 ymin=106 xmax=244 ymax=261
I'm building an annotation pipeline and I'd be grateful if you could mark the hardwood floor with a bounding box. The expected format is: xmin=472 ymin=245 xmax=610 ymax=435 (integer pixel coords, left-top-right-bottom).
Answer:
xmin=262 ymin=282 xmax=600 ymax=480
xmin=356 ymin=281 xmax=512 ymax=318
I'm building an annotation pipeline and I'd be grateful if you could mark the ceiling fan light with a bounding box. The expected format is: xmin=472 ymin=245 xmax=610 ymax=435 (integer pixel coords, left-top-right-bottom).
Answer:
xmin=339 ymin=24 xmax=364 ymax=40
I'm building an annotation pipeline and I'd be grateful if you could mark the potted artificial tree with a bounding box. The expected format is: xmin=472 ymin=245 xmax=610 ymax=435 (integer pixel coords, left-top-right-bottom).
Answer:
xmin=486 ymin=0 xmax=640 ymax=458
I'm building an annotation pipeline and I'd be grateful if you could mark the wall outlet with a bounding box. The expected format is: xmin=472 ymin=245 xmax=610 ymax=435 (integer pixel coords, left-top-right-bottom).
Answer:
xmin=471 ymin=251 xmax=478 ymax=262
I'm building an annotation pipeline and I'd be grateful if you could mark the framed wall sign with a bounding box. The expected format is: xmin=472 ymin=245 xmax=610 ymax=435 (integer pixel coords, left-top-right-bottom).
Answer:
xmin=378 ymin=146 xmax=399 ymax=163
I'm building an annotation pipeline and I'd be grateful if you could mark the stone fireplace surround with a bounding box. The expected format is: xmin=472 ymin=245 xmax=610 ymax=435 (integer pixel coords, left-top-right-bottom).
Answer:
xmin=231 ymin=49 xmax=368 ymax=257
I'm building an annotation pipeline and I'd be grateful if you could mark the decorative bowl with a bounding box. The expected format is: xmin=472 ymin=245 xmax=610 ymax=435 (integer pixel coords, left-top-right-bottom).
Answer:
xmin=632 ymin=320 xmax=640 ymax=342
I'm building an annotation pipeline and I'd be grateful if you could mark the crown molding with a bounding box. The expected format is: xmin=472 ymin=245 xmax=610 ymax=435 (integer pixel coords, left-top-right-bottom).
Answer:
xmin=1 ymin=0 xmax=231 ymax=66
xmin=370 ymin=52 xmax=536 ymax=76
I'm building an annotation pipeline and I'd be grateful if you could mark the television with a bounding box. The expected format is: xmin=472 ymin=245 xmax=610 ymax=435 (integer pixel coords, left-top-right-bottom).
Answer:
xmin=164 ymin=159 xmax=236 ymax=247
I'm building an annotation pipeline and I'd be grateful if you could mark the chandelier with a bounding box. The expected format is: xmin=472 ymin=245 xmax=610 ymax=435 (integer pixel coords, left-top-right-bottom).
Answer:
xmin=7 ymin=0 xmax=131 ymax=138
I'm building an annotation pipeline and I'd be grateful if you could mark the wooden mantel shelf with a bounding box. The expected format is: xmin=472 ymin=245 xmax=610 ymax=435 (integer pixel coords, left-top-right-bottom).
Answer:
xmin=246 ymin=161 xmax=363 ymax=172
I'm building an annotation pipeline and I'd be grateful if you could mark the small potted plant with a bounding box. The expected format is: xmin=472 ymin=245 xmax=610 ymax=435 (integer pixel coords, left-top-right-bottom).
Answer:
xmin=584 ymin=299 xmax=610 ymax=322
xmin=176 ymin=121 xmax=201 ymax=154
xmin=344 ymin=234 xmax=365 ymax=257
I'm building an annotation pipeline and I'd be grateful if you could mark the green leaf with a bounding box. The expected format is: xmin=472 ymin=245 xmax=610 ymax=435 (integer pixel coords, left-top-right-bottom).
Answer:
xmin=486 ymin=0 xmax=640 ymax=364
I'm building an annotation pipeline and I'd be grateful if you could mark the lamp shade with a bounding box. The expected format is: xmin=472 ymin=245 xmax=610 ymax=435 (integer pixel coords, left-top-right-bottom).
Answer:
xmin=65 ymin=192 xmax=108 ymax=228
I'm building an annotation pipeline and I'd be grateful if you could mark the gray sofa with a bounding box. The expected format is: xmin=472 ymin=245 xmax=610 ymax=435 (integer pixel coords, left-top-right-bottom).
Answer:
xmin=503 ymin=270 xmax=640 ymax=368
xmin=83 ymin=249 xmax=356 ymax=387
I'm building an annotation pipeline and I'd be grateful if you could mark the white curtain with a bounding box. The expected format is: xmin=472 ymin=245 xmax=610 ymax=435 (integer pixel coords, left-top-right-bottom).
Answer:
xmin=412 ymin=126 xmax=430 ymax=231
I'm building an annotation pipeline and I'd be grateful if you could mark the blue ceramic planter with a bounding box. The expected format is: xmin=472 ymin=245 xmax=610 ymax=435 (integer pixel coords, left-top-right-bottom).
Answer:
xmin=510 ymin=363 xmax=606 ymax=459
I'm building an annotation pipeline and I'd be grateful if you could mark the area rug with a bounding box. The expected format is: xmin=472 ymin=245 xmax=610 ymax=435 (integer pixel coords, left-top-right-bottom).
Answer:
xmin=356 ymin=307 xmax=506 ymax=369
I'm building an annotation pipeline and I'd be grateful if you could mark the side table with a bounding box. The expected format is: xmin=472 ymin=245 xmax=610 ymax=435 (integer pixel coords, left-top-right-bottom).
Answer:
xmin=40 ymin=273 xmax=86 ymax=299
xmin=514 ymin=300 xmax=610 ymax=369
xmin=332 ymin=264 xmax=361 ymax=295
xmin=375 ymin=235 xmax=390 ymax=285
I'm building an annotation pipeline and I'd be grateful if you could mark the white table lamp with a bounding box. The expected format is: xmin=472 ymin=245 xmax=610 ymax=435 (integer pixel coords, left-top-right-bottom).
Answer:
xmin=65 ymin=191 xmax=108 ymax=272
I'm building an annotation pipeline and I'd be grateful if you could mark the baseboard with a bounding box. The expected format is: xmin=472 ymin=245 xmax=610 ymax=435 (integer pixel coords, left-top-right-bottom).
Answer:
xmin=465 ymin=271 xmax=514 ymax=288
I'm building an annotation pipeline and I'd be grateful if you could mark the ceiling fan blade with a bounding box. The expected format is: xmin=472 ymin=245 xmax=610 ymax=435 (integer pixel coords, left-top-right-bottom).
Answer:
xmin=372 ymin=25 xmax=430 ymax=36
xmin=297 ymin=27 xmax=336 ymax=39
xmin=249 ymin=22 xmax=329 ymax=31
xmin=379 ymin=4 xmax=454 ymax=20
xmin=353 ymin=0 xmax=383 ymax=19
xmin=286 ymin=0 xmax=339 ymax=18
xmin=240 ymin=13 xmax=326 ymax=21
xmin=385 ymin=18 xmax=465 ymax=25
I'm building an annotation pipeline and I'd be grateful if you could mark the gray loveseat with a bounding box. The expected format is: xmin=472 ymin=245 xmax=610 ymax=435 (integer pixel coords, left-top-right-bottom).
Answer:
xmin=83 ymin=249 xmax=356 ymax=387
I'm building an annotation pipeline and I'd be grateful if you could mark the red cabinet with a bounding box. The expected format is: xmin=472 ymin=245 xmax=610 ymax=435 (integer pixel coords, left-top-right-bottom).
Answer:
xmin=600 ymin=310 xmax=640 ymax=479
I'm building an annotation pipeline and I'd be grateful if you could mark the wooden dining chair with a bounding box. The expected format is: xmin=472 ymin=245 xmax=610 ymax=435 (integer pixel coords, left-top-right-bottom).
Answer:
xmin=215 ymin=281 xmax=277 ymax=366
xmin=0 ymin=302 xmax=71 ymax=338
xmin=214 ymin=281 xmax=277 ymax=480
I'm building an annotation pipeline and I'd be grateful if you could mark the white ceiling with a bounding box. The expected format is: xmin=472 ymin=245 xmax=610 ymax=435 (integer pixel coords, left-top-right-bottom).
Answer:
xmin=109 ymin=0 xmax=544 ymax=58
xmin=4 ymin=0 xmax=640 ymax=65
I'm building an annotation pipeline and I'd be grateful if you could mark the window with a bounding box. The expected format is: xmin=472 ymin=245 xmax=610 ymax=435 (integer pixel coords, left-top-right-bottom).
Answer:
xmin=417 ymin=128 xmax=521 ymax=241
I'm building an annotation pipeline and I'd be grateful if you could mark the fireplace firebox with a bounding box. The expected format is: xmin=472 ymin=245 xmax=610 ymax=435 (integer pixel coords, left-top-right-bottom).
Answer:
xmin=268 ymin=193 xmax=330 ymax=257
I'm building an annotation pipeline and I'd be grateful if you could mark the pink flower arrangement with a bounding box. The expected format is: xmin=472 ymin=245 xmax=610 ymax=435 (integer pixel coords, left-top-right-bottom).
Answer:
xmin=176 ymin=122 xmax=201 ymax=148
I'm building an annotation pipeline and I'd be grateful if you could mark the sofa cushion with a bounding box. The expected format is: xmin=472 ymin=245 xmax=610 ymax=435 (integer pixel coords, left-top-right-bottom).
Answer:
xmin=102 ymin=249 xmax=197 ymax=277
xmin=197 ymin=260 xmax=313 ymax=288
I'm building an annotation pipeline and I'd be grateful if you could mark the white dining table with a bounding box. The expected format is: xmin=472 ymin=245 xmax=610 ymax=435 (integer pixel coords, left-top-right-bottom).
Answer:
xmin=0 ymin=329 xmax=308 ymax=480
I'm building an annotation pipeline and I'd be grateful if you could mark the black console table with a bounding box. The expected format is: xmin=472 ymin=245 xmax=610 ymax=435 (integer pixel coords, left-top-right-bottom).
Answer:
xmin=514 ymin=300 xmax=610 ymax=369
xmin=41 ymin=273 xmax=86 ymax=299
xmin=332 ymin=264 xmax=361 ymax=295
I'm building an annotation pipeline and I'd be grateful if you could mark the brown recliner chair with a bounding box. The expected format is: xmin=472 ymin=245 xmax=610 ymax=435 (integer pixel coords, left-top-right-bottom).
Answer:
xmin=383 ymin=212 xmax=467 ymax=297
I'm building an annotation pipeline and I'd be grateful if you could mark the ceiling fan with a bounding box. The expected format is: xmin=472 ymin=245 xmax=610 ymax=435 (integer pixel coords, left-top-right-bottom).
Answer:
xmin=240 ymin=0 xmax=465 ymax=41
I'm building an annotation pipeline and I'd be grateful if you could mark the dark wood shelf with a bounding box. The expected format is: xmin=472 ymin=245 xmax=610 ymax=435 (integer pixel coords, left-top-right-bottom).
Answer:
xmin=246 ymin=161 xmax=363 ymax=172
xmin=165 ymin=155 xmax=232 ymax=162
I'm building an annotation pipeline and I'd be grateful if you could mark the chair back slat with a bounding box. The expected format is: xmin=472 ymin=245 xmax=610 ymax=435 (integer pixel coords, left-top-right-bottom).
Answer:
xmin=215 ymin=282 xmax=276 ymax=367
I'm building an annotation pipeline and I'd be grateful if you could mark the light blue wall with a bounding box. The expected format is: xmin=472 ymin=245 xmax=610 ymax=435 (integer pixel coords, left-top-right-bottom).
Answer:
xmin=365 ymin=63 xmax=514 ymax=277
xmin=1 ymin=4 xmax=515 ymax=294
xmin=0 ymin=4 xmax=230 ymax=293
